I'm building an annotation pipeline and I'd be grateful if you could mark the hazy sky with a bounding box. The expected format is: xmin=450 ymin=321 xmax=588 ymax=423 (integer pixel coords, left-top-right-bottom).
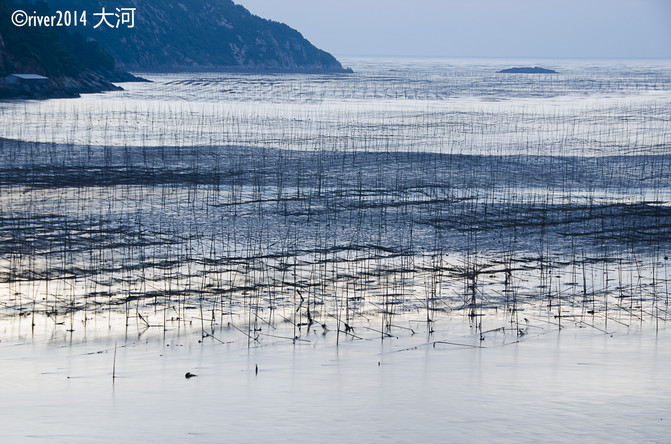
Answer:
xmin=235 ymin=0 xmax=671 ymax=59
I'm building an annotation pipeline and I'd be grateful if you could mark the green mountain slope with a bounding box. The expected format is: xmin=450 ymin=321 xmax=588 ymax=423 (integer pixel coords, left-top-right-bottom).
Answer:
xmin=0 ymin=0 xmax=137 ymax=98
xmin=44 ymin=0 xmax=350 ymax=72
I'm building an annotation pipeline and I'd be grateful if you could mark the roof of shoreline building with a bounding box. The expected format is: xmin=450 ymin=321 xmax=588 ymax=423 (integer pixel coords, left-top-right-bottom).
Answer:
xmin=8 ymin=74 xmax=49 ymax=80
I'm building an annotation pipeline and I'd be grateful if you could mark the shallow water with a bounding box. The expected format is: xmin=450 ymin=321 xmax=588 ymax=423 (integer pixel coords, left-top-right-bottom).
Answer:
xmin=1 ymin=57 xmax=670 ymax=442
xmin=1 ymin=312 xmax=669 ymax=443
xmin=0 ymin=58 xmax=669 ymax=155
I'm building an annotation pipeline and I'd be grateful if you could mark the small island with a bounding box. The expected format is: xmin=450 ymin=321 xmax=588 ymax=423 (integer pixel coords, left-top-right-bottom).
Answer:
xmin=497 ymin=67 xmax=559 ymax=74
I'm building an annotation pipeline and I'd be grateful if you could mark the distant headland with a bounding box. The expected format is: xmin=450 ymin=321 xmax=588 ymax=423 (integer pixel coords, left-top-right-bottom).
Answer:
xmin=46 ymin=0 xmax=351 ymax=74
xmin=0 ymin=0 xmax=350 ymax=100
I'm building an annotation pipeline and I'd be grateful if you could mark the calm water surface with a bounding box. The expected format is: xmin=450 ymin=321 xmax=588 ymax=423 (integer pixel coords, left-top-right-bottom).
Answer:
xmin=1 ymin=313 xmax=669 ymax=443
xmin=1 ymin=58 xmax=670 ymax=442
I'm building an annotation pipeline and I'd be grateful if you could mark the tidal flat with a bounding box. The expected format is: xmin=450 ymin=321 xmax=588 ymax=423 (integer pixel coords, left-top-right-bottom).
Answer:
xmin=1 ymin=58 xmax=670 ymax=442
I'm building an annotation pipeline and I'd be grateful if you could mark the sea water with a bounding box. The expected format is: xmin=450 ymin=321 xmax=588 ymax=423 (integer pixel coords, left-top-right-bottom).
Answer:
xmin=0 ymin=58 xmax=670 ymax=442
